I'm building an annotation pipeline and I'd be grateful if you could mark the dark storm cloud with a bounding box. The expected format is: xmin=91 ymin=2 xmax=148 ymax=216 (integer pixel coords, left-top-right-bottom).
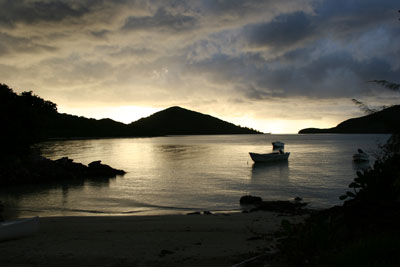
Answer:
xmin=0 ymin=0 xmax=90 ymax=27
xmin=122 ymin=8 xmax=197 ymax=32
xmin=256 ymin=52 xmax=400 ymax=99
xmin=208 ymin=0 xmax=400 ymax=101
xmin=200 ymin=0 xmax=263 ymax=15
xmin=243 ymin=0 xmax=399 ymax=49
xmin=244 ymin=12 xmax=315 ymax=49
xmin=1 ymin=0 xmax=399 ymax=118
xmin=187 ymin=42 xmax=400 ymax=100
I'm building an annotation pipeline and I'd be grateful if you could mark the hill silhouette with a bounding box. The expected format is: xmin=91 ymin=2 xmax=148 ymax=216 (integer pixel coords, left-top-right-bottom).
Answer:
xmin=44 ymin=113 xmax=130 ymax=138
xmin=1 ymin=83 xmax=261 ymax=156
xmin=299 ymin=105 xmax=400 ymax=134
xmin=128 ymin=106 xmax=261 ymax=135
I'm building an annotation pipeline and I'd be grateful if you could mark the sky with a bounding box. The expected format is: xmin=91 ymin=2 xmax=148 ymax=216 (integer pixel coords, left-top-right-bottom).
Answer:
xmin=1 ymin=0 xmax=399 ymax=133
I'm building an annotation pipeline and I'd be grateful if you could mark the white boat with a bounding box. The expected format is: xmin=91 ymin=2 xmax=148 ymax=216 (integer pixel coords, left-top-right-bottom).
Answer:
xmin=0 ymin=216 xmax=40 ymax=242
xmin=272 ymin=141 xmax=284 ymax=148
xmin=249 ymin=151 xmax=290 ymax=163
xmin=353 ymin=149 xmax=369 ymax=162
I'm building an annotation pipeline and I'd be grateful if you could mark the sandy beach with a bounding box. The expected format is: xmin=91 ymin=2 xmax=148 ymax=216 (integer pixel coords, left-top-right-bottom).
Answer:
xmin=0 ymin=211 xmax=306 ymax=267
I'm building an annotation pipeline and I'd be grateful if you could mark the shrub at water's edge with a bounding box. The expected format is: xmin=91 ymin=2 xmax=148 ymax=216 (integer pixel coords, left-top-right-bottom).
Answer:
xmin=275 ymin=77 xmax=400 ymax=265
xmin=272 ymin=132 xmax=400 ymax=266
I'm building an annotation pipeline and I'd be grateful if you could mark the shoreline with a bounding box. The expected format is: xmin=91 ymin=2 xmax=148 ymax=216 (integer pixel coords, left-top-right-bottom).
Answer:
xmin=1 ymin=204 xmax=247 ymax=220
xmin=0 ymin=211 xmax=307 ymax=267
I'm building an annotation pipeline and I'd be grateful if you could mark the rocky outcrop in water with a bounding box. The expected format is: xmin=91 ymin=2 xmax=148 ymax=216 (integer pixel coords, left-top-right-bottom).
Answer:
xmin=0 ymin=155 xmax=126 ymax=186
xmin=240 ymin=195 xmax=309 ymax=214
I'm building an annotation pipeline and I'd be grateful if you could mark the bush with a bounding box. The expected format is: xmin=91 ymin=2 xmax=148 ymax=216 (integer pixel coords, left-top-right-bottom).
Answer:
xmin=340 ymin=134 xmax=400 ymax=204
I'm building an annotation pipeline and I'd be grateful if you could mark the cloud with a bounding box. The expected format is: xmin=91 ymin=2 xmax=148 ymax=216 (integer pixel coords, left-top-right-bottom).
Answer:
xmin=1 ymin=0 xmax=400 ymax=132
xmin=243 ymin=11 xmax=315 ymax=49
xmin=0 ymin=32 xmax=56 ymax=56
xmin=122 ymin=8 xmax=197 ymax=32
xmin=0 ymin=0 xmax=90 ymax=27
xmin=90 ymin=29 xmax=110 ymax=39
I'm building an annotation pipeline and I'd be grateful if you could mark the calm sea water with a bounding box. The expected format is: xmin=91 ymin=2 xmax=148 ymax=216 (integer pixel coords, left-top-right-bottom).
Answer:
xmin=1 ymin=134 xmax=389 ymax=218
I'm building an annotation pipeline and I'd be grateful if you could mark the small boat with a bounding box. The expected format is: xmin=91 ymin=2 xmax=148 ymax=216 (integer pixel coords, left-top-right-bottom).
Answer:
xmin=272 ymin=141 xmax=284 ymax=148
xmin=353 ymin=149 xmax=369 ymax=162
xmin=249 ymin=151 xmax=290 ymax=163
xmin=0 ymin=216 xmax=39 ymax=242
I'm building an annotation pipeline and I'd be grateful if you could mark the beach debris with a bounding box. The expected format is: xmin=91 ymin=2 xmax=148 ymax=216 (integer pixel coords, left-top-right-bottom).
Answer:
xmin=203 ymin=210 xmax=212 ymax=215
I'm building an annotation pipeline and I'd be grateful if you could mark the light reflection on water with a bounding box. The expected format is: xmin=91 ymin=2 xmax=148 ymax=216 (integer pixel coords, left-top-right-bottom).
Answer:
xmin=0 ymin=134 xmax=389 ymax=218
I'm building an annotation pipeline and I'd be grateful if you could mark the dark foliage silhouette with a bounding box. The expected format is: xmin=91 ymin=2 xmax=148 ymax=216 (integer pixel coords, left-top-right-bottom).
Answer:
xmin=0 ymin=84 xmax=58 ymax=157
xmin=278 ymin=77 xmax=400 ymax=266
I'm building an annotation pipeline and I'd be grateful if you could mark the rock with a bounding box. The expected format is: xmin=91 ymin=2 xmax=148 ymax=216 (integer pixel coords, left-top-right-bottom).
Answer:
xmin=240 ymin=195 xmax=263 ymax=205
xmin=253 ymin=200 xmax=308 ymax=214
xmin=0 ymin=154 xmax=126 ymax=186
xmin=294 ymin=197 xmax=303 ymax=202
xmin=88 ymin=160 xmax=101 ymax=167
xmin=87 ymin=160 xmax=126 ymax=177
xmin=239 ymin=196 xmax=309 ymax=214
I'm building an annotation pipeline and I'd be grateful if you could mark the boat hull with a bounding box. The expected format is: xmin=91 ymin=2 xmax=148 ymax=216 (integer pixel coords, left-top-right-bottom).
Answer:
xmin=0 ymin=216 xmax=40 ymax=242
xmin=249 ymin=152 xmax=290 ymax=163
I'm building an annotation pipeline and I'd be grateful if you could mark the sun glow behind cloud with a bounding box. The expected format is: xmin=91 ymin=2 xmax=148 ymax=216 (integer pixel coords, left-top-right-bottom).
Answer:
xmin=1 ymin=0 xmax=399 ymax=133
xmin=226 ymin=116 xmax=339 ymax=134
xmin=58 ymin=106 xmax=163 ymax=124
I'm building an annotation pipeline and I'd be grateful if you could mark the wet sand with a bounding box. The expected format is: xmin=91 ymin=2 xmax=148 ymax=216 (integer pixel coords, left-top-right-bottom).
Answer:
xmin=0 ymin=212 xmax=306 ymax=267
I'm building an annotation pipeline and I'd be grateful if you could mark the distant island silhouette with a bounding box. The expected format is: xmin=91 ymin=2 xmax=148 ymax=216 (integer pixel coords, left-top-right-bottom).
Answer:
xmin=47 ymin=106 xmax=261 ymax=138
xmin=299 ymin=105 xmax=400 ymax=134
xmin=1 ymin=83 xmax=261 ymax=147
xmin=129 ymin=106 xmax=261 ymax=135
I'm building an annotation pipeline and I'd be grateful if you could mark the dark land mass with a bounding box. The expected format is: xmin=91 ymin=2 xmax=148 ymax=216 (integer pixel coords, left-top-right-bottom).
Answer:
xmin=1 ymin=83 xmax=261 ymax=143
xmin=299 ymin=105 xmax=400 ymax=134
xmin=128 ymin=106 xmax=260 ymax=135
xmin=45 ymin=107 xmax=261 ymax=139
xmin=0 ymin=83 xmax=259 ymax=186
xmin=0 ymin=156 xmax=125 ymax=186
